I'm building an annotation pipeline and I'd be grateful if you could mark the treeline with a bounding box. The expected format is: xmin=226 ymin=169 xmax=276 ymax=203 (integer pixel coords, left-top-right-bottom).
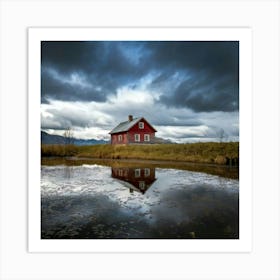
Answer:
xmin=41 ymin=142 xmax=239 ymax=166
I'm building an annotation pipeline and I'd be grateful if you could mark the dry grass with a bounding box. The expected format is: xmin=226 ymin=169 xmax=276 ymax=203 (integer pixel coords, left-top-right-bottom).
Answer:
xmin=41 ymin=144 xmax=79 ymax=157
xmin=41 ymin=142 xmax=239 ymax=165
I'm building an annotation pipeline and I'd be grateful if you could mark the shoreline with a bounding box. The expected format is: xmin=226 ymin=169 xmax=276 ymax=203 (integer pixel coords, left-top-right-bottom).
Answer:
xmin=41 ymin=156 xmax=239 ymax=179
xmin=68 ymin=156 xmax=235 ymax=168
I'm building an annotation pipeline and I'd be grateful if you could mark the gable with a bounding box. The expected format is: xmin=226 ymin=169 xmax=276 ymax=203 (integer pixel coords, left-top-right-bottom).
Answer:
xmin=109 ymin=117 xmax=157 ymax=134
xmin=128 ymin=118 xmax=157 ymax=133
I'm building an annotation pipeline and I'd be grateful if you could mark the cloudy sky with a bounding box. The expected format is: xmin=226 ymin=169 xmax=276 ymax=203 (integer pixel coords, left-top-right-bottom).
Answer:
xmin=41 ymin=41 xmax=239 ymax=143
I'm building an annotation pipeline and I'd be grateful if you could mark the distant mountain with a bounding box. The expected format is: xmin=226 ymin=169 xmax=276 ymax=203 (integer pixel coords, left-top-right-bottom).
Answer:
xmin=153 ymin=136 xmax=174 ymax=144
xmin=73 ymin=138 xmax=108 ymax=146
xmin=41 ymin=131 xmax=174 ymax=145
xmin=41 ymin=131 xmax=65 ymax=144
xmin=41 ymin=131 xmax=109 ymax=145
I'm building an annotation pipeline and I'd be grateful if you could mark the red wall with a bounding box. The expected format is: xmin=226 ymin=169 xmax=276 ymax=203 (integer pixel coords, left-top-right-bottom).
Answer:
xmin=127 ymin=131 xmax=155 ymax=143
xmin=111 ymin=132 xmax=128 ymax=145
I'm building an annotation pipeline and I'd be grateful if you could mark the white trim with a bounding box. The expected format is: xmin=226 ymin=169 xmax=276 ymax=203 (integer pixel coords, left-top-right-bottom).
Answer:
xmin=139 ymin=181 xmax=145 ymax=190
xmin=144 ymin=134 xmax=150 ymax=142
xmin=138 ymin=122 xmax=144 ymax=129
xmin=134 ymin=169 xmax=141 ymax=178
xmin=144 ymin=168 xmax=150 ymax=177
xmin=134 ymin=134 xmax=140 ymax=142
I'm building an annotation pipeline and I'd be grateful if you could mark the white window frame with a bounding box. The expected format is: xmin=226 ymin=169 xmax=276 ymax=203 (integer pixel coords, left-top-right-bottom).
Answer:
xmin=144 ymin=168 xmax=150 ymax=177
xmin=118 ymin=134 xmax=122 ymax=142
xmin=138 ymin=122 xmax=144 ymax=129
xmin=135 ymin=169 xmax=141 ymax=178
xmin=144 ymin=134 xmax=150 ymax=142
xmin=134 ymin=134 xmax=140 ymax=142
xmin=139 ymin=181 xmax=145 ymax=190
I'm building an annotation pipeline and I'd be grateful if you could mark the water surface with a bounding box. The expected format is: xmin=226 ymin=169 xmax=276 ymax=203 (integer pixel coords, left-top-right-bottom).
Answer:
xmin=41 ymin=164 xmax=239 ymax=239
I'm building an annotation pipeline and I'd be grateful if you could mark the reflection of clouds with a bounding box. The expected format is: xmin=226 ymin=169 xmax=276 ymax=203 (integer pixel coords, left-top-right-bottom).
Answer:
xmin=42 ymin=194 xmax=123 ymax=227
xmin=63 ymin=165 xmax=74 ymax=180
xmin=150 ymin=184 xmax=239 ymax=225
xmin=41 ymin=165 xmax=239 ymax=238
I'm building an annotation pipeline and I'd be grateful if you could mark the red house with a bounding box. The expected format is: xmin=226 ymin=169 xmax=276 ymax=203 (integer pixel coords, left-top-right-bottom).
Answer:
xmin=109 ymin=115 xmax=157 ymax=145
xmin=111 ymin=167 xmax=157 ymax=194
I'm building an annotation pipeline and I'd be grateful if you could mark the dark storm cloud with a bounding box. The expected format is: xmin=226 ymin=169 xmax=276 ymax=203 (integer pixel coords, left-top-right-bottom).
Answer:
xmin=160 ymin=73 xmax=238 ymax=112
xmin=147 ymin=41 xmax=238 ymax=75
xmin=42 ymin=41 xmax=147 ymax=75
xmin=154 ymin=120 xmax=202 ymax=127
xmin=148 ymin=41 xmax=239 ymax=112
xmin=41 ymin=41 xmax=148 ymax=103
xmin=41 ymin=41 xmax=239 ymax=112
xmin=41 ymin=66 xmax=107 ymax=103
xmin=41 ymin=41 xmax=95 ymax=72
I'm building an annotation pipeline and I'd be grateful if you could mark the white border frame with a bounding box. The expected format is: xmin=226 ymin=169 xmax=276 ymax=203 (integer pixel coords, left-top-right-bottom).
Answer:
xmin=1 ymin=1 xmax=279 ymax=279
xmin=28 ymin=27 xmax=252 ymax=253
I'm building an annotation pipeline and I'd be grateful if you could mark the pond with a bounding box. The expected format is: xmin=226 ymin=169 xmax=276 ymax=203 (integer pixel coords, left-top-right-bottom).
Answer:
xmin=41 ymin=162 xmax=239 ymax=239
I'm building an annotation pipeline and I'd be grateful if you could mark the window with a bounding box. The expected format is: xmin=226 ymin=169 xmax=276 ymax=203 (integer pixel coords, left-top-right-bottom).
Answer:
xmin=144 ymin=134 xmax=150 ymax=142
xmin=139 ymin=181 xmax=145 ymax=190
xmin=118 ymin=135 xmax=122 ymax=142
xmin=135 ymin=169 xmax=141 ymax=178
xmin=144 ymin=168 xmax=150 ymax=177
xmin=139 ymin=122 xmax=144 ymax=129
xmin=134 ymin=134 xmax=140 ymax=142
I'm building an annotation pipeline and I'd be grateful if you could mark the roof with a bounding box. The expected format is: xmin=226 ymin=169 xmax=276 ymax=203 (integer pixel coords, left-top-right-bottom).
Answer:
xmin=115 ymin=179 xmax=157 ymax=194
xmin=109 ymin=117 xmax=157 ymax=134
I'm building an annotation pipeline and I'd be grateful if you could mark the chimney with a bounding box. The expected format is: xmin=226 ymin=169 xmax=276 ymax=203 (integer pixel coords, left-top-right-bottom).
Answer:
xmin=128 ymin=115 xmax=133 ymax=122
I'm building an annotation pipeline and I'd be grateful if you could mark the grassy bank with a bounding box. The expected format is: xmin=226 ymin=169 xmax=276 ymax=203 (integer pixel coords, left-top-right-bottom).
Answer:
xmin=41 ymin=142 xmax=239 ymax=165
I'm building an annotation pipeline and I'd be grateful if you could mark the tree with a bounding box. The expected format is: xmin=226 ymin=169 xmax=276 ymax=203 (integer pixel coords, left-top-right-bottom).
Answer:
xmin=216 ymin=128 xmax=228 ymax=143
xmin=63 ymin=127 xmax=74 ymax=145
xmin=63 ymin=128 xmax=76 ymax=156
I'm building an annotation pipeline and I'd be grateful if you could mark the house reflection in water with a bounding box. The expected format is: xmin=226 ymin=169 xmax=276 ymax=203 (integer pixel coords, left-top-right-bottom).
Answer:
xmin=111 ymin=167 xmax=157 ymax=194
